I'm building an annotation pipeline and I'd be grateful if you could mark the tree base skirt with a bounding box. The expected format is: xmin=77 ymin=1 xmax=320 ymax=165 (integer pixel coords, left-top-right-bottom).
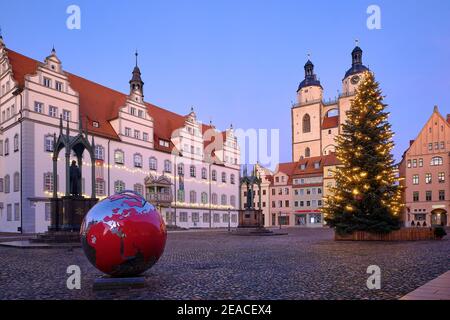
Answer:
xmin=335 ymin=228 xmax=438 ymax=241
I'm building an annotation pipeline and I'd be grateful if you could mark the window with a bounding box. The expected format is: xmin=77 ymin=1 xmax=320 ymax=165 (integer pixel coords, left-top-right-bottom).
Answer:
xmin=221 ymin=194 xmax=227 ymax=205
xmin=201 ymin=168 xmax=207 ymax=180
xmin=201 ymin=192 xmax=208 ymax=204
xmin=177 ymin=190 xmax=185 ymax=202
xmin=407 ymin=160 xmax=411 ymax=168
xmin=285 ymin=188 xmax=289 ymax=195
xmin=314 ymin=162 xmax=320 ymax=169
xmin=14 ymin=203 xmax=20 ymax=221
xmin=212 ymin=170 xmax=217 ymax=181
xmin=94 ymin=145 xmax=104 ymax=160
xmin=192 ymin=212 xmax=200 ymax=223
xmin=159 ymin=140 xmax=170 ymax=148
xmin=49 ymin=106 xmax=58 ymax=118
xmin=439 ymin=190 xmax=445 ymax=201
xmin=178 ymin=163 xmax=184 ymax=176
xmin=412 ymin=175 xmax=419 ymax=185
xmin=230 ymin=174 xmax=235 ymax=185
xmin=413 ymin=192 xmax=419 ymax=202
xmin=114 ymin=181 xmax=126 ymax=193
xmin=189 ymin=191 xmax=197 ymax=203
xmin=93 ymin=121 xmax=100 ymax=128
xmin=43 ymin=173 xmax=54 ymax=192
xmin=133 ymin=153 xmax=143 ymax=168
xmin=285 ymin=200 xmax=290 ymax=207
xmin=431 ymin=157 xmax=443 ymax=166
xmin=425 ymin=173 xmax=432 ymax=184
xmin=213 ymin=213 xmax=220 ymax=223
xmin=124 ymin=127 xmax=131 ymax=137
xmin=45 ymin=203 xmax=51 ymax=221
xmin=180 ymin=212 xmax=188 ymax=223
xmin=412 ymin=159 xmax=417 ymax=168
xmin=428 ymin=143 xmax=433 ymax=151
xmin=62 ymin=110 xmax=71 ymax=121
xmin=45 ymin=135 xmax=54 ymax=152
xmin=4 ymin=138 xmax=9 ymax=155
xmin=114 ymin=150 xmax=124 ymax=165
xmin=130 ymin=107 xmax=136 ymax=116
xmin=138 ymin=110 xmax=144 ymax=118
xmin=222 ymin=172 xmax=227 ymax=183
xmin=438 ymin=172 xmax=445 ymax=183
xmin=0 ymin=140 xmax=3 ymax=156
xmin=55 ymin=81 xmax=63 ymax=92
xmin=43 ymin=77 xmax=52 ymax=88
xmin=203 ymin=213 xmax=210 ymax=223
xmin=149 ymin=157 xmax=157 ymax=171
xmin=302 ymin=114 xmax=311 ymax=133
xmin=143 ymin=133 xmax=149 ymax=141
xmin=305 ymin=147 xmax=311 ymax=158
xmin=440 ymin=141 xmax=445 ymax=149
xmin=318 ymin=188 xmax=322 ymax=194
xmin=190 ymin=165 xmax=196 ymax=178
xmin=230 ymin=195 xmax=236 ymax=207
xmin=6 ymin=204 xmax=12 ymax=221
xmin=4 ymin=175 xmax=10 ymax=193
xmin=34 ymin=101 xmax=44 ymax=113
xmin=419 ymin=158 xmax=423 ymax=167
xmin=0 ymin=178 xmax=3 ymax=192
xmin=134 ymin=130 xmax=140 ymax=139
xmin=13 ymin=172 xmax=19 ymax=192
xmin=426 ymin=191 xmax=432 ymax=202
xmin=95 ymin=179 xmax=105 ymax=196
xmin=435 ymin=142 xmax=439 ymax=150
xmin=134 ymin=183 xmax=144 ymax=196
xmin=211 ymin=193 xmax=218 ymax=205
xmin=223 ymin=213 xmax=230 ymax=223
xmin=13 ymin=134 xmax=19 ymax=152
xmin=164 ymin=160 xmax=172 ymax=173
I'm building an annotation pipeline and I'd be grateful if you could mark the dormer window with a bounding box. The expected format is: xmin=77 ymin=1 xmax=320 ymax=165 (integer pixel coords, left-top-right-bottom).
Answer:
xmin=93 ymin=121 xmax=100 ymax=128
xmin=300 ymin=164 xmax=306 ymax=170
xmin=314 ymin=162 xmax=320 ymax=169
xmin=159 ymin=140 xmax=170 ymax=148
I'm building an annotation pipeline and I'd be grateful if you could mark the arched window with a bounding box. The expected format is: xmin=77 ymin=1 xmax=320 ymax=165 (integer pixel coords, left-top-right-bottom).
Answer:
xmin=211 ymin=193 xmax=218 ymax=205
xmin=114 ymin=180 xmax=125 ymax=193
xmin=230 ymin=195 xmax=236 ymax=207
xmin=134 ymin=183 xmax=144 ymax=196
xmin=230 ymin=174 xmax=235 ymax=185
xmin=189 ymin=191 xmax=197 ymax=203
xmin=13 ymin=134 xmax=19 ymax=152
xmin=95 ymin=145 xmax=105 ymax=160
xmin=190 ymin=165 xmax=196 ymax=178
xmin=431 ymin=157 xmax=443 ymax=166
xmin=13 ymin=172 xmax=20 ymax=192
xmin=201 ymin=192 xmax=208 ymax=204
xmin=305 ymin=147 xmax=311 ymax=158
xmin=178 ymin=163 xmax=185 ymax=176
xmin=201 ymin=168 xmax=207 ymax=179
xmin=114 ymin=150 xmax=124 ymax=165
xmin=149 ymin=157 xmax=157 ymax=171
xmin=221 ymin=194 xmax=227 ymax=205
xmin=4 ymin=138 xmax=9 ymax=155
xmin=212 ymin=170 xmax=217 ymax=181
xmin=302 ymin=114 xmax=311 ymax=133
xmin=133 ymin=153 xmax=143 ymax=168
xmin=221 ymin=172 xmax=227 ymax=183
xmin=164 ymin=160 xmax=172 ymax=173
xmin=4 ymin=175 xmax=10 ymax=193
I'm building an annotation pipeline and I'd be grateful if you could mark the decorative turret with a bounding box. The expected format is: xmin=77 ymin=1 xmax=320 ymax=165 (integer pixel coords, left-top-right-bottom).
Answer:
xmin=297 ymin=57 xmax=322 ymax=92
xmin=129 ymin=51 xmax=144 ymax=97
xmin=344 ymin=41 xmax=369 ymax=79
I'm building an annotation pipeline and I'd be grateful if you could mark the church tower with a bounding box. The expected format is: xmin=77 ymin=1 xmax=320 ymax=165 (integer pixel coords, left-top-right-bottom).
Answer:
xmin=339 ymin=44 xmax=369 ymax=125
xmin=291 ymin=58 xmax=323 ymax=161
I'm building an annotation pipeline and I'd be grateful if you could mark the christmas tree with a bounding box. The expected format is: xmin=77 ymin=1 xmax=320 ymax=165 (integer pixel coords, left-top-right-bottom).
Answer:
xmin=323 ymin=71 xmax=402 ymax=235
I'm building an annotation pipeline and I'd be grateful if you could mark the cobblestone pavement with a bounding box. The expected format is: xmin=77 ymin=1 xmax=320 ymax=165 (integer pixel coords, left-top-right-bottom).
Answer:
xmin=0 ymin=228 xmax=448 ymax=300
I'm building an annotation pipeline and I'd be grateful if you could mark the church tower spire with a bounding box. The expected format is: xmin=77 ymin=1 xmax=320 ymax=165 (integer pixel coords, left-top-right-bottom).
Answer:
xmin=129 ymin=50 xmax=144 ymax=98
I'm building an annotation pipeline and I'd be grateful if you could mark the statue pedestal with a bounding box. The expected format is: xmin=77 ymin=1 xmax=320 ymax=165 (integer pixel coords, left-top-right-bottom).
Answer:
xmin=34 ymin=196 xmax=98 ymax=244
xmin=238 ymin=209 xmax=264 ymax=228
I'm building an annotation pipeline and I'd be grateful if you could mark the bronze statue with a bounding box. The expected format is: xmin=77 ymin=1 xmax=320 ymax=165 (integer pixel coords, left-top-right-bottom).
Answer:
xmin=70 ymin=160 xmax=81 ymax=196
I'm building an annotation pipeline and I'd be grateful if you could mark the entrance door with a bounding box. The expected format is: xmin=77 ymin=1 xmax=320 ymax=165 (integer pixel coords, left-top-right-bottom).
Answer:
xmin=431 ymin=209 xmax=448 ymax=226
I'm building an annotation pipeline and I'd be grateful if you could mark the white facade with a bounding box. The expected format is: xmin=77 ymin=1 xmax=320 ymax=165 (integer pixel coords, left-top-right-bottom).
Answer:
xmin=0 ymin=39 xmax=241 ymax=233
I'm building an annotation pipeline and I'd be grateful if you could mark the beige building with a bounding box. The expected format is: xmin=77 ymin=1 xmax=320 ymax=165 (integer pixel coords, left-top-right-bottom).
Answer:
xmin=292 ymin=46 xmax=369 ymax=161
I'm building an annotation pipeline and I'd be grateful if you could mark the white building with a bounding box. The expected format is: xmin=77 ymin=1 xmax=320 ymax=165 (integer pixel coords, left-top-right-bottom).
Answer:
xmin=0 ymin=37 xmax=241 ymax=233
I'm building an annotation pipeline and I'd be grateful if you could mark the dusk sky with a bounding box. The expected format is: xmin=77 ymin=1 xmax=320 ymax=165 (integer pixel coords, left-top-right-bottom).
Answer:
xmin=1 ymin=0 xmax=449 ymax=169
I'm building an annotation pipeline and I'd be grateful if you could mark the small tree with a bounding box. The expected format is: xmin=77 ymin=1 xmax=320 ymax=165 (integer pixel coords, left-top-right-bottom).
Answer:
xmin=324 ymin=71 xmax=402 ymax=235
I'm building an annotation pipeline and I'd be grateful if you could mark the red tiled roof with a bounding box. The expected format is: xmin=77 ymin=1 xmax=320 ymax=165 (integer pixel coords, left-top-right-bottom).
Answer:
xmin=6 ymin=48 xmax=224 ymax=153
xmin=322 ymin=116 xmax=339 ymax=129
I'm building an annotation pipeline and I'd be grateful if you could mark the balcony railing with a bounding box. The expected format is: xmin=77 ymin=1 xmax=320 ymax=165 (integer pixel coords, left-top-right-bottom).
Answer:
xmin=146 ymin=192 xmax=173 ymax=205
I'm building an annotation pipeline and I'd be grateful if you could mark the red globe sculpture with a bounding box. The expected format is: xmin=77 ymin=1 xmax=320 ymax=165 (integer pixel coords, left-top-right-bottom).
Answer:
xmin=80 ymin=190 xmax=167 ymax=277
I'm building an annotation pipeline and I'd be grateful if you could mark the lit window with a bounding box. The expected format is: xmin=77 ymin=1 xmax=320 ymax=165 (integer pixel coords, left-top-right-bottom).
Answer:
xmin=425 ymin=173 xmax=432 ymax=184
xmin=412 ymin=175 xmax=419 ymax=185
xmin=431 ymin=157 xmax=443 ymax=166
xmin=438 ymin=172 xmax=445 ymax=183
